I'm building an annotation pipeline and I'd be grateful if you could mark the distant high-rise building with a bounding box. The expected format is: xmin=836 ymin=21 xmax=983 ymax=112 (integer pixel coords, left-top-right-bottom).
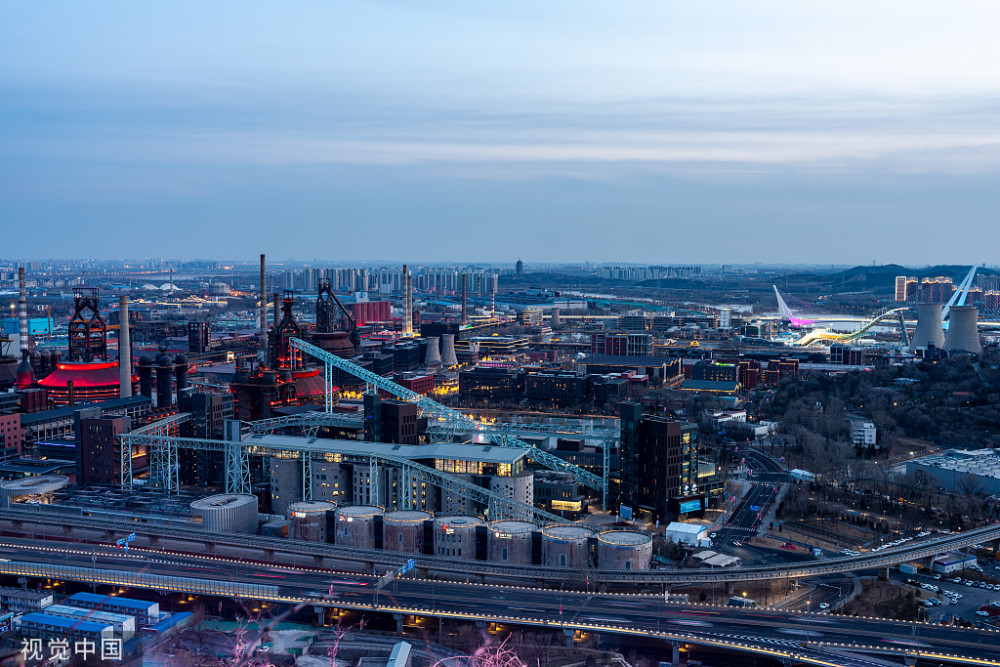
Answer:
xmin=919 ymin=277 xmax=953 ymax=304
xmin=515 ymin=259 xmax=524 ymax=275
xmin=894 ymin=276 xmax=919 ymax=303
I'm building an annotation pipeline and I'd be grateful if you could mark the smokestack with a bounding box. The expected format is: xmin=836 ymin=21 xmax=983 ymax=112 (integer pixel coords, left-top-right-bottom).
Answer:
xmin=18 ymin=267 xmax=28 ymax=357
xmin=943 ymin=305 xmax=982 ymax=354
xmin=402 ymin=265 xmax=412 ymax=337
xmin=461 ymin=274 xmax=467 ymax=326
xmin=259 ymin=254 xmax=267 ymax=362
xmin=119 ymin=296 xmax=132 ymax=397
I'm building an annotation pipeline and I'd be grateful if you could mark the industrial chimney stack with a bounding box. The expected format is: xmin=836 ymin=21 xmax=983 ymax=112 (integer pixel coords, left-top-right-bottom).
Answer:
xmin=18 ymin=267 xmax=27 ymax=357
xmin=461 ymin=274 xmax=468 ymax=326
xmin=402 ymin=265 xmax=413 ymax=337
xmin=119 ymin=295 xmax=132 ymax=397
xmin=259 ymin=254 xmax=267 ymax=364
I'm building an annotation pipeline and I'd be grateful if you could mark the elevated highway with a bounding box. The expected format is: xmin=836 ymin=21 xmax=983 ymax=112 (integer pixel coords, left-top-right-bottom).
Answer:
xmin=1 ymin=507 xmax=998 ymax=585
xmin=0 ymin=537 xmax=997 ymax=667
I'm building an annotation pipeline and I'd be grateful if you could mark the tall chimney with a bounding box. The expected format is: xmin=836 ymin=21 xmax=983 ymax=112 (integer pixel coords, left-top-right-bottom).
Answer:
xmin=18 ymin=267 xmax=28 ymax=357
xmin=461 ymin=274 xmax=468 ymax=326
xmin=402 ymin=265 xmax=412 ymax=337
xmin=119 ymin=296 xmax=132 ymax=397
xmin=259 ymin=254 xmax=267 ymax=362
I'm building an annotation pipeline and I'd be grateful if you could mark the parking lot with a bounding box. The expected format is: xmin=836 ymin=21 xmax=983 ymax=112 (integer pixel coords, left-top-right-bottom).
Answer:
xmin=895 ymin=564 xmax=1000 ymax=624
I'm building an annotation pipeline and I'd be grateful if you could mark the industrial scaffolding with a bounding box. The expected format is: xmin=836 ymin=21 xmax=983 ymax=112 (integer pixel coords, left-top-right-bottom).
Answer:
xmin=289 ymin=337 xmax=617 ymax=507
xmin=120 ymin=429 xmax=562 ymax=524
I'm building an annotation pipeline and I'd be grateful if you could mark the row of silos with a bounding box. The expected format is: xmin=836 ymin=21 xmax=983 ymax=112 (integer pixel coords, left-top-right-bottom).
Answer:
xmin=325 ymin=507 xmax=651 ymax=570
xmin=187 ymin=496 xmax=653 ymax=571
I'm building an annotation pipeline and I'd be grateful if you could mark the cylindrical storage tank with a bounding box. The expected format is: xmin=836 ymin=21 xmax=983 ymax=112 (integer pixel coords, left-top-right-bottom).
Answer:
xmin=542 ymin=524 xmax=594 ymax=569
xmin=334 ymin=505 xmax=383 ymax=548
xmin=433 ymin=516 xmax=482 ymax=560
xmin=156 ymin=353 xmax=173 ymax=408
xmin=943 ymin=305 xmax=982 ymax=354
xmin=909 ymin=303 xmax=945 ymax=351
xmin=288 ymin=500 xmax=335 ymax=542
xmin=190 ymin=494 xmax=259 ymax=534
xmin=0 ymin=475 xmax=69 ymax=509
xmin=137 ymin=356 xmax=154 ymax=398
xmin=383 ymin=510 xmax=432 ymax=553
xmin=596 ymin=530 xmax=653 ymax=571
xmin=173 ymin=354 xmax=188 ymax=394
xmin=488 ymin=520 xmax=536 ymax=565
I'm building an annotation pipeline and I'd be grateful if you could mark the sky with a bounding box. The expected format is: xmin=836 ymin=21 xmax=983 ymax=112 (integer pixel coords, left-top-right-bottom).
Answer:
xmin=2 ymin=2 xmax=999 ymax=265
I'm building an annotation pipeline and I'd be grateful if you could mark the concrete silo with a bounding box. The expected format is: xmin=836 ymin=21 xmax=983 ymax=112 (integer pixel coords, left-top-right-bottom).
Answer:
xmin=596 ymin=530 xmax=653 ymax=571
xmin=384 ymin=510 xmax=432 ymax=553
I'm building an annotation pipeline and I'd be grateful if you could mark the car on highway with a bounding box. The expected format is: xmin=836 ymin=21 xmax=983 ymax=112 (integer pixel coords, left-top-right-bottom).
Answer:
xmin=818 ymin=602 xmax=830 ymax=610
xmin=781 ymin=543 xmax=797 ymax=550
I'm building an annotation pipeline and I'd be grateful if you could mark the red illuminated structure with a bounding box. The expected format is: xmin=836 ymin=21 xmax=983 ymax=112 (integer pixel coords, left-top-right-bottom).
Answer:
xmin=38 ymin=360 xmax=121 ymax=405
xmin=39 ymin=287 xmax=121 ymax=405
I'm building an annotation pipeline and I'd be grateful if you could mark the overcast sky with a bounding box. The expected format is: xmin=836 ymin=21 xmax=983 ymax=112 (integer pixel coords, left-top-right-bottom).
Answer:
xmin=2 ymin=2 xmax=999 ymax=264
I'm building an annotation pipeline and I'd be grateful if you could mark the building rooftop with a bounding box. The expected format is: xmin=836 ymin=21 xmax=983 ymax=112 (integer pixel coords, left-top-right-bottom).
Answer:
xmin=245 ymin=433 xmax=528 ymax=465
xmin=581 ymin=354 xmax=673 ymax=367
xmin=19 ymin=396 xmax=150 ymax=426
xmin=910 ymin=449 xmax=1000 ymax=480
xmin=67 ymin=592 xmax=158 ymax=611
xmin=19 ymin=612 xmax=112 ymax=633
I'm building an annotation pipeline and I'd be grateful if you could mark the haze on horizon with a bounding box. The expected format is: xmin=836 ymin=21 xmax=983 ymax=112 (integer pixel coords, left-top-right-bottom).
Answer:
xmin=2 ymin=2 xmax=999 ymax=265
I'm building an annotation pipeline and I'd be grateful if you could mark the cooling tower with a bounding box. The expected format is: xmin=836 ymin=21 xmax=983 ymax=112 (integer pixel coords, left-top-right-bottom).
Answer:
xmin=440 ymin=333 xmax=458 ymax=367
xmin=424 ymin=337 xmax=441 ymax=365
xmin=550 ymin=308 xmax=561 ymax=329
xmin=909 ymin=303 xmax=945 ymax=351
xmin=943 ymin=305 xmax=982 ymax=354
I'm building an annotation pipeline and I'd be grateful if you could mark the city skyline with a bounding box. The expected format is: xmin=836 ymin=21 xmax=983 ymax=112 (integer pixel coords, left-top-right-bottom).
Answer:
xmin=3 ymin=2 xmax=999 ymax=262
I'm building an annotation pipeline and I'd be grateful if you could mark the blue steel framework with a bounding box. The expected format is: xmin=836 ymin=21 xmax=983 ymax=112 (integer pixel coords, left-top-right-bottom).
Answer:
xmin=288 ymin=337 xmax=615 ymax=506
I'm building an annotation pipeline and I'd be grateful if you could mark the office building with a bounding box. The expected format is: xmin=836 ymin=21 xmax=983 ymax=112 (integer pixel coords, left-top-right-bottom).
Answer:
xmin=75 ymin=412 xmax=130 ymax=486
xmin=459 ymin=366 xmax=524 ymax=400
xmin=619 ymin=406 xmax=682 ymax=522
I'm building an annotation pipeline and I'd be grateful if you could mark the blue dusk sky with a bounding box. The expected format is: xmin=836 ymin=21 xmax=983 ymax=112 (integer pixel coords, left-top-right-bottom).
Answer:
xmin=2 ymin=2 xmax=999 ymax=264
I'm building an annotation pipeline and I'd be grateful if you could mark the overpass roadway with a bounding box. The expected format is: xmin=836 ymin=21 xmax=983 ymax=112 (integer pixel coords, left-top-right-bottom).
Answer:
xmin=1 ymin=508 xmax=998 ymax=586
xmin=1 ymin=538 xmax=999 ymax=667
